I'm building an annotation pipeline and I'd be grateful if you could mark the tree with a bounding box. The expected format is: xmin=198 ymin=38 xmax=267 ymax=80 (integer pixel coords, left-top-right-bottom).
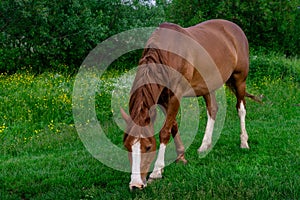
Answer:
xmin=164 ymin=0 xmax=300 ymax=56
xmin=0 ymin=0 xmax=165 ymax=72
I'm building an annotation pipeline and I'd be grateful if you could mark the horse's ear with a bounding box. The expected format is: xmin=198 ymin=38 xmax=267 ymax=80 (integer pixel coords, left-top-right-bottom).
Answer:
xmin=120 ymin=108 xmax=130 ymax=124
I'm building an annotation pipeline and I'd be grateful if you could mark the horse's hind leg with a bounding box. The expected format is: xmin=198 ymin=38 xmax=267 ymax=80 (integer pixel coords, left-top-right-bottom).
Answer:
xmin=198 ymin=92 xmax=218 ymax=153
xmin=236 ymin=83 xmax=249 ymax=148
xmin=231 ymin=75 xmax=249 ymax=149
xmin=238 ymin=98 xmax=249 ymax=148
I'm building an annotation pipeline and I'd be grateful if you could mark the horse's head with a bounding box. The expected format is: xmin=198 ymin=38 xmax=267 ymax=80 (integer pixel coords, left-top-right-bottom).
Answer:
xmin=121 ymin=108 xmax=157 ymax=190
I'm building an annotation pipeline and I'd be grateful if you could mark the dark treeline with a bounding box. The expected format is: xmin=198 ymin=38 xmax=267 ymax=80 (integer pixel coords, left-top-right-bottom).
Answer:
xmin=0 ymin=0 xmax=299 ymax=73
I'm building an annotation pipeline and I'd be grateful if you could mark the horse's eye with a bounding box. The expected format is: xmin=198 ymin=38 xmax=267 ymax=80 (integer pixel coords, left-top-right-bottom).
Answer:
xmin=146 ymin=145 xmax=152 ymax=152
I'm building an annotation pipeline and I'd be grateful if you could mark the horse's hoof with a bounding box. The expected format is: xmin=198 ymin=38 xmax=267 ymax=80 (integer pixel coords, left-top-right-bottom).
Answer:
xmin=240 ymin=143 xmax=250 ymax=149
xmin=176 ymin=154 xmax=188 ymax=164
xmin=176 ymin=158 xmax=188 ymax=164
xmin=197 ymin=144 xmax=211 ymax=153
xmin=197 ymin=147 xmax=209 ymax=154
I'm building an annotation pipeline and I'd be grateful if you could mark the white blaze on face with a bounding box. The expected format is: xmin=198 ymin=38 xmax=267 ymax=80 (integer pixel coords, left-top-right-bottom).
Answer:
xmin=129 ymin=140 xmax=145 ymax=189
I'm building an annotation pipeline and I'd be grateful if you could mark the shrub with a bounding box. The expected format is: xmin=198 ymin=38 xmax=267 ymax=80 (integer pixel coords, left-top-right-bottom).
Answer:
xmin=165 ymin=0 xmax=300 ymax=56
xmin=0 ymin=0 xmax=164 ymax=73
xmin=249 ymin=51 xmax=300 ymax=83
xmin=0 ymin=0 xmax=109 ymax=73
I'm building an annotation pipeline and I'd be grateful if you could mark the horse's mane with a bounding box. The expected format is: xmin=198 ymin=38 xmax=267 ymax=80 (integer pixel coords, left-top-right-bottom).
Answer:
xmin=124 ymin=57 xmax=165 ymax=139
xmin=129 ymin=60 xmax=163 ymax=128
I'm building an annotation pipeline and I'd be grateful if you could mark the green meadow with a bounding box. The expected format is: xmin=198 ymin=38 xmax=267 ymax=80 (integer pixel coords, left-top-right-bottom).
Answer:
xmin=0 ymin=53 xmax=299 ymax=199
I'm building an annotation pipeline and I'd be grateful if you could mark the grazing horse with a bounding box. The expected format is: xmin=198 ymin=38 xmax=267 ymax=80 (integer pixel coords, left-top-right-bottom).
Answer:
xmin=121 ymin=19 xmax=260 ymax=190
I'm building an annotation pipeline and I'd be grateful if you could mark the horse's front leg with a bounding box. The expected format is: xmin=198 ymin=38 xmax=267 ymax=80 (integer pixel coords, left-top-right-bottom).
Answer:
xmin=171 ymin=123 xmax=187 ymax=164
xmin=159 ymin=101 xmax=187 ymax=164
xmin=149 ymin=96 xmax=180 ymax=180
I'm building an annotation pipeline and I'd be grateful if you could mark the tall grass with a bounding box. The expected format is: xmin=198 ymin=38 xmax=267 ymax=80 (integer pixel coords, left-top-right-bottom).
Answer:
xmin=249 ymin=51 xmax=299 ymax=83
xmin=0 ymin=53 xmax=299 ymax=199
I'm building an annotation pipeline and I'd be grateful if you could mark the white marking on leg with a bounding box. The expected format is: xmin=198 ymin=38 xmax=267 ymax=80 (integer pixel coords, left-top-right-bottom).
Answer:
xmin=149 ymin=143 xmax=166 ymax=179
xmin=129 ymin=140 xmax=145 ymax=189
xmin=238 ymin=102 xmax=249 ymax=148
xmin=198 ymin=111 xmax=215 ymax=152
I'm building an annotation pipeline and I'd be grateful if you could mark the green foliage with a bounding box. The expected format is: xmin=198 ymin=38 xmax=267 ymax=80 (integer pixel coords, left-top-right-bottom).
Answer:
xmin=249 ymin=51 xmax=300 ymax=83
xmin=0 ymin=71 xmax=74 ymax=155
xmin=165 ymin=0 xmax=300 ymax=56
xmin=0 ymin=0 xmax=165 ymax=72
xmin=0 ymin=0 xmax=107 ymax=72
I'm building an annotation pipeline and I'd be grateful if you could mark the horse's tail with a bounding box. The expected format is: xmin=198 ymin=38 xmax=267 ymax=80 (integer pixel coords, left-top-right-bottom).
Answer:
xmin=245 ymin=92 xmax=262 ymax=103
xmin=226 ymin=81 xmax=262 ymax=103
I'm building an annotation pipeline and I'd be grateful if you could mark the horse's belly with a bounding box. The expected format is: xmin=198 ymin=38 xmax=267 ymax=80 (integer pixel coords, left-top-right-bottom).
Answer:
xmin=182 ymin=84 xmax=209 ymax=97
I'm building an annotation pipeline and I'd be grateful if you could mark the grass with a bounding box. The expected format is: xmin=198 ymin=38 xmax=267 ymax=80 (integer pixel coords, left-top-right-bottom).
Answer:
xmin=0 ymin=53 xmax=299 ymax=199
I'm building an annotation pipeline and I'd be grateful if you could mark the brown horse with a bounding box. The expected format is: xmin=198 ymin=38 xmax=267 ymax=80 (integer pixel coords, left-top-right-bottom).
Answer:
xmin=121 ymin=19 xmax=260 ymax=190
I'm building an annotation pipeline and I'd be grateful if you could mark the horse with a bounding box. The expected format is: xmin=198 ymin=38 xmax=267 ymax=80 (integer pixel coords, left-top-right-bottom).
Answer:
xmin=120 ymin=19 xmax=260 ymax=190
